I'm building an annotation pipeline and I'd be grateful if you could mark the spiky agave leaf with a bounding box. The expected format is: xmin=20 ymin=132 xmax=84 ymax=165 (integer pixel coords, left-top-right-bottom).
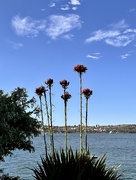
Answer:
xmin=32 ymin=149 xmax=122 ymax=180
xmin=32 ymin=161 xmax=46 ymax=180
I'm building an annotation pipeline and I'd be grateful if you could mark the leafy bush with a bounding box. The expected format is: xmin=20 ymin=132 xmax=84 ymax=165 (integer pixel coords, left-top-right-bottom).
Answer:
xmin=0 ymin=174 xmax=19 ymax=180
xmin=32 ymin=148 xmax=122 ymax=180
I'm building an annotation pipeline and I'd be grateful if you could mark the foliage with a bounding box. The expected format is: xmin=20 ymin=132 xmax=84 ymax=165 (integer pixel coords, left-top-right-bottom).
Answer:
xmin=32 ymin=148 xmax=122 ymax=180
xmin=0 ymin=174 xmax=20 ymax=180
xmin=0 ymin=87 xmax=40 ymax=161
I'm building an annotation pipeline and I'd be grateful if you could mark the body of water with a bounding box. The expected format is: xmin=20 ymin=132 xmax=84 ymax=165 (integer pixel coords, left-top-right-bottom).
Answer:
xmin=0 ymin=133 xmax=136 ymax=180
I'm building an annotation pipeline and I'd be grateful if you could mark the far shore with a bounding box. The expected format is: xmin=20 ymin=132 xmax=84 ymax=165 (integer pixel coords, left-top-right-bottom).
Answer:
xmin=40 ymin=124 xmax=136 ymax=133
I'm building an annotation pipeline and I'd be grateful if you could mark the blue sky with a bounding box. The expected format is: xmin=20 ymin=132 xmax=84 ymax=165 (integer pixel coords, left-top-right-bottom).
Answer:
xmin=1 ymin=0 xmax=136 ymax=126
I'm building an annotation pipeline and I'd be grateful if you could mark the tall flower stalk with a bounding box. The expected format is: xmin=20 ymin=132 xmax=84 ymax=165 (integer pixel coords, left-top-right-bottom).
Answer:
xmin=60 ymin=80 xmax=71 ymax=153
xmin=82 ymin=88 xmax=93 ymax=152
xmin=45 ymin=78 xmax=54 ymax=156
xmin=74 ymin=64 xmax=87 ymax=153
xmin=35 ymin=87 xmax=47 ymax=155
xmin=40 ymin=86 xmax=50 ymax=135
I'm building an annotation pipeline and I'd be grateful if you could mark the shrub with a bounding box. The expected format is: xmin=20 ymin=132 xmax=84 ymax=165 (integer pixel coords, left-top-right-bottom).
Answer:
xmin=0 ymin=174 xmax=19 ymax=180
xmin=32 ymin=148 xmax=122 ymax=180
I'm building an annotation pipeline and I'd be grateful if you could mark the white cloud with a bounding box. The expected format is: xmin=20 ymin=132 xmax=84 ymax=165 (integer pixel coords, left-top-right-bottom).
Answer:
xmin=105 ymin=34 xmax=135 ymax=47
xmin=11 ymin=14 xmax=82 ymax=40
xmin=120 ymin=53 xmax=130 ymax=59
xmin=85 ymin=30 xmax=120 ymax=43
xmin=69 ymin=0 xmax=81 ymax=5
xmin=86 ymin=53 xmax=101 ymax=60
xmin=63 ymin=34 xmax=74 ymax=40
xmin=109 ymin=19 xmax=129 ymax=30
xmin=72 ymin=7 xmax=78 ymax=11
xmin=7 ymin=39 xmax=23 ymax=49
xmin=46 ymin=14 xmax=82 ymax=39
xmin=41 ymin=8 xmax=45 ymax=11
xmin=12 ymin=15 xmax=46 ymax=37
xmin=85 ymin=20 xmax=136 ymax=47
xmin=48 ymin=2 xmax=55 ymax=7
xmin=124 ymin=28 xmax=136 ymax=34
xmin=61 ymin=5 xmax=70 ymax=11
xmin=13 ymin=43 xmax=23 ymax=49
xmin=120 ymin=51 xmax=133 ymax=59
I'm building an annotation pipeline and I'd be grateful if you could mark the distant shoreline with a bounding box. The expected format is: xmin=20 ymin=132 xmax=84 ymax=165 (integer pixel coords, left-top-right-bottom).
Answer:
xmin=42 ymin=124 xmax=136 ymax=133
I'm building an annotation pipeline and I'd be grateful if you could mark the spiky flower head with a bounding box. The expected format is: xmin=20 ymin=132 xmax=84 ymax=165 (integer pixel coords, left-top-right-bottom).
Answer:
xmin=35 ymin=86 xmax=45 ymax=96
xmin=74 ymin=64 xmax=88 ymax=74
xmin=45 ymin=78 xmax=53 ymax=87
xmin=61 ymin=92 xmax=72 ymax=102
xmin=60 ymin=80 xmax=70 ymax=89
xmin=82 ymin=88 xmax=93 ymax=99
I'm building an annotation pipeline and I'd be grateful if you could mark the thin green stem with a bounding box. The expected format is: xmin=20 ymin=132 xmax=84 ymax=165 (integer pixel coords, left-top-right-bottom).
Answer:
xmin=79 ymin=73 xmax=83 ymax=153
xmin=39 ymin=96 xmax=47 ymax=155
xmin=85 ymin=98 xmax=88 ymax=152
xmin=49 ymin=86 xmax=54 ymax=157
xmin=43 ymin=91 xmax=50 ymax=134
xmin=64 ymin=99 xmax=68 ymax=153
xmin=64 ymin=88 xmax=68 ymax=153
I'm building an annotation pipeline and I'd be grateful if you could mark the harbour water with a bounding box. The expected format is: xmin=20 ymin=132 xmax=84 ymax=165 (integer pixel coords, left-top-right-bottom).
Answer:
xmin=0 ymin=133 xmax=136 ymax=180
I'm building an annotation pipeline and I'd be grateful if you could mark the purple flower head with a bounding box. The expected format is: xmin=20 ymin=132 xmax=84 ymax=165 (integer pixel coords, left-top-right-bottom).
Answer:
xmin=74 ymin=64 xmax=88 ymax=74
xmin=82 ymin=88 xmax=93 ymax=99
xmin=60 ymin=80 xmax=70 ymax=89
xmin=45 ymin=78 xmax=53 ymax=87
xmin=61 ymin=92 xmax=72 ymax=102
xmin=35 ymin=86 xmax=45 ymax=96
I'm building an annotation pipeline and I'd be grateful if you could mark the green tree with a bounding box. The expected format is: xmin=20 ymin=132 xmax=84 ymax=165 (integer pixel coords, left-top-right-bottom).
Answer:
xmin=0 ymin=87 xmax=40 ymax=161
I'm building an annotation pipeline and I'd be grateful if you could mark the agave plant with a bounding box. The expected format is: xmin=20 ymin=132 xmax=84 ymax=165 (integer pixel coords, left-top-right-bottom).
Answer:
xmin=32 ymin=148 xmax=122 ymax=180
xmin=74 ymin=64 xmax=88 ymax=153
xmin=35 ymin=87 xmax=47 ymax=155
xmin=82 ymin=88 xmax=93 ymax=152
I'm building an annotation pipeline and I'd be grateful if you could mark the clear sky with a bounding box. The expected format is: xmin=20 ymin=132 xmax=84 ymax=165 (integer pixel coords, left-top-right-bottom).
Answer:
xmin=1 ymin=0 xmax=136 ymax=126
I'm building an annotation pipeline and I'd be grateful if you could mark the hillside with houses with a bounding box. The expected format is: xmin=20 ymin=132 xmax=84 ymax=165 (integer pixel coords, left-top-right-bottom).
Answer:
xmin=43 ymin=124 xmax=136 ymax=133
